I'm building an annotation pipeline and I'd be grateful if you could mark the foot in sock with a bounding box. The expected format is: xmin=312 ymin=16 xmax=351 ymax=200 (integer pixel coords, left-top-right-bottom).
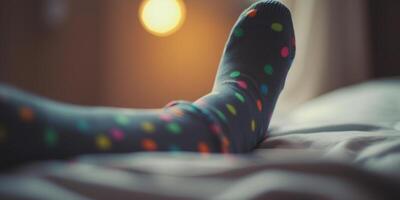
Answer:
xmin=195 ymin=0 xmax=296 ymax=151
xmin=0 ymin=0 xmax=295 ymax=167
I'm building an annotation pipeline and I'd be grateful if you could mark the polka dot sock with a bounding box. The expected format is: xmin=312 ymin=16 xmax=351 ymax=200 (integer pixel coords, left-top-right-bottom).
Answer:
xmin=0 ymin=0 xmax=295 ymax=167
xmin=194 ymin=0 xmax=295 ymax=152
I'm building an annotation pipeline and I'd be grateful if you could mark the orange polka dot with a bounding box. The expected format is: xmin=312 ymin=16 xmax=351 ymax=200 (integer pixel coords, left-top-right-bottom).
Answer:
xmin=247 ymin=9 xmax=257 ymax=17
xmin=222 ymin=137 xmax=230 ymax=153
xmin=198 ymin=142 xmax=210 ymax=155
xmin=141 ymin=139 xmax=157 ymax=151
xmin=19 ymin=106 xmax=34 ymax=122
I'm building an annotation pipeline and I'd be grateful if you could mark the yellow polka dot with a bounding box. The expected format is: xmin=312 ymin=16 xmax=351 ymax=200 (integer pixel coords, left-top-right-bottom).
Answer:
xmin=226 ymin=104 xmax=237 ymax=116
xmin=251 ymin=119 xmax=256 ymax=132
xmin=19 ymin=106 xmax=34 ymax=122
xmin=96 ymin=134 xmax=112 ymax=150
xmin=141 ymin=122 xmax=155 ymax=133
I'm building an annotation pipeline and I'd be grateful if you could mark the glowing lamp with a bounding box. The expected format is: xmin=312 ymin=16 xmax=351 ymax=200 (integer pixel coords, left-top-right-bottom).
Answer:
xmin=139 ymin=0 xmax=186 ymax=37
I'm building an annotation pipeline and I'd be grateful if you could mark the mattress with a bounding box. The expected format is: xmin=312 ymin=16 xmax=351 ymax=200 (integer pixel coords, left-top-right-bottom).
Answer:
xmin=1 ymin=79 xmax=400 ymax=200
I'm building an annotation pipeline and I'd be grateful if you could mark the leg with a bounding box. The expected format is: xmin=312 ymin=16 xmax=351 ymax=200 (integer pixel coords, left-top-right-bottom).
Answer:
xmin=0 ymin=0 xmax=295 ymax=167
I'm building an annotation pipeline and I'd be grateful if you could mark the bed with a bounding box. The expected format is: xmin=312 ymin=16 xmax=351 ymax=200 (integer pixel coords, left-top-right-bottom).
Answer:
xmin=1 ymin=79 xmax=400 ymax=200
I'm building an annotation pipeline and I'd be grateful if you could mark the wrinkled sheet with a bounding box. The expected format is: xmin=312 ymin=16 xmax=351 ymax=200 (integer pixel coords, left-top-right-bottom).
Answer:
xmin=1 ymin=79 xmax=400 ymax=200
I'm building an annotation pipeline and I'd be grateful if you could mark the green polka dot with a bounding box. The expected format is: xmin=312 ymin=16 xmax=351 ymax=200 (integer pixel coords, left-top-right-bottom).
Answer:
xmin=263 ymin=64 xmax=273 ymax=75
xmin=234 ymin=27 xmax=244 ymax=37
xmin=166 ymin=122 xmax=181 ymax=134
xmin=115 ymin=115 xmax=129 ymax=126
xmin=230 ymin=71 xmax=241 ymax=78
xmin=271 ymin=22 xmax=283 ymax=32
xmin=215 ymin=109 xmax=227 ymax=122
xmin=44 ymin=128 xmax=58 ymax=147
xmin=234 ymin=92 xmax=245 ymax=103
xmin=77 ymin=120 xmax=89 ymax=132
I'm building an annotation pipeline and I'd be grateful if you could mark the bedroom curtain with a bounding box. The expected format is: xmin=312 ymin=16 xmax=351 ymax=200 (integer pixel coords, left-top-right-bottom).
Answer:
xmin=273 ymin=0 xmax=371 ymax=115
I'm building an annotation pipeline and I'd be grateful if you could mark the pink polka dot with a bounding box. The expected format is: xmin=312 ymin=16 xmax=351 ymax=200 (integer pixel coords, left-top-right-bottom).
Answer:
xmin=110 ymin=128 xmax=124 ymax=141
xmin=237 ymin=80 xmax=248 ymax=89
xmin=280 ymin=46 xmax=289 ymax=58
xmin=160 ymin=113 xmax=173 ymax=122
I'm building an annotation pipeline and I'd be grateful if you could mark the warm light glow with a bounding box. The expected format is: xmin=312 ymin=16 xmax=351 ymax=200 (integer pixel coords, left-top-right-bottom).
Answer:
xmin=139 ymin=0 xmax=186 ymax=37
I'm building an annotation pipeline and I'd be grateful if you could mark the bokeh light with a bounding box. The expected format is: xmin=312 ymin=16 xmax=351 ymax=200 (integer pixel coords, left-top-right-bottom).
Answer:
xmin=139 ymin=0 xmax=186 ymax=37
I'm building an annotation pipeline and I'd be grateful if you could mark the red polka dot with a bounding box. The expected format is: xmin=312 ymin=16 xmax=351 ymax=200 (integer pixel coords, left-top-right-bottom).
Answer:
xmin=281 ymin=46 xmax=289 ymax=58
xmin=246 ymin=9 xmax=257 ymax=17
xmin=237 ymin=80 xmax=248 ymax=89
xmin=141 ymin=139 xmax=157 ymax=151
xmin=256 ymin=100 xmax=262 ymax=112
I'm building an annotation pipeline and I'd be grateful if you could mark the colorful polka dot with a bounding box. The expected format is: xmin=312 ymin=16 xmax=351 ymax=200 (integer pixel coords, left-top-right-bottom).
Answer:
xmin=198 ymin=142 xmax=210 ymax=155
xmin=280 ymin=46 xmax=289 ymax=58
xmin=234 ymin=27 xmax=244 ymax=37
xmin=44 ymin=128 xmax=58 ymax=147
xmin=166 ymin=122 xmax=182 ymax=134
xmin=19 ymin=106 xmax=34 ymax=122
xmin=234 ymin=92 xmax=245 ymax=103
xmin=141 ymin=121 xmax=155 ymax=133
xmin=141 ymin=139 xmax=157 ymax=151
xmin=230 ymin=71 xmax=241 ymax=78
xmin=96 ymin=134 xmax=112 ymax=150
xmin=260 ymin=84 xmax=268 ymax=95
xmin=246 ymin=9 xmax=257 ymax=17
xmin=222 ymin=137 xmax=230 ymax=153
xmin=77 ymin=120 xmax=90 ymax=132
xmin=115 ymin=115 xmax=130 ymax=126
xmin=226 ymin=104 xmax=237 ymax=116
xmin=171 ymin=107 xmax=184 ymax=117
xmin=251 ymin=119 xmax=256 ymax=132
xmin=271 ymin=22 xmax=283 ymax=32
xmin=256 ymin=100 xmax=262 ymax=112
xmin=215 ymin=109 xmax=227 ymax=122
xmin=160 ymin=113 xmax=173 ymax=122
xmin=263 ymin=64 xmax=273 ymax=75
xmin=237 ymin=80 xmax=248 ymax=89
xmin=110 ymin=128 xmax=124 ymax=141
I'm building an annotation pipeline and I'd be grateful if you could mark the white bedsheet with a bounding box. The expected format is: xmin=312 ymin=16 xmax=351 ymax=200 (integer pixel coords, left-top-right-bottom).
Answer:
xmin=1 ymin=79 xmax=400 ymax=200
